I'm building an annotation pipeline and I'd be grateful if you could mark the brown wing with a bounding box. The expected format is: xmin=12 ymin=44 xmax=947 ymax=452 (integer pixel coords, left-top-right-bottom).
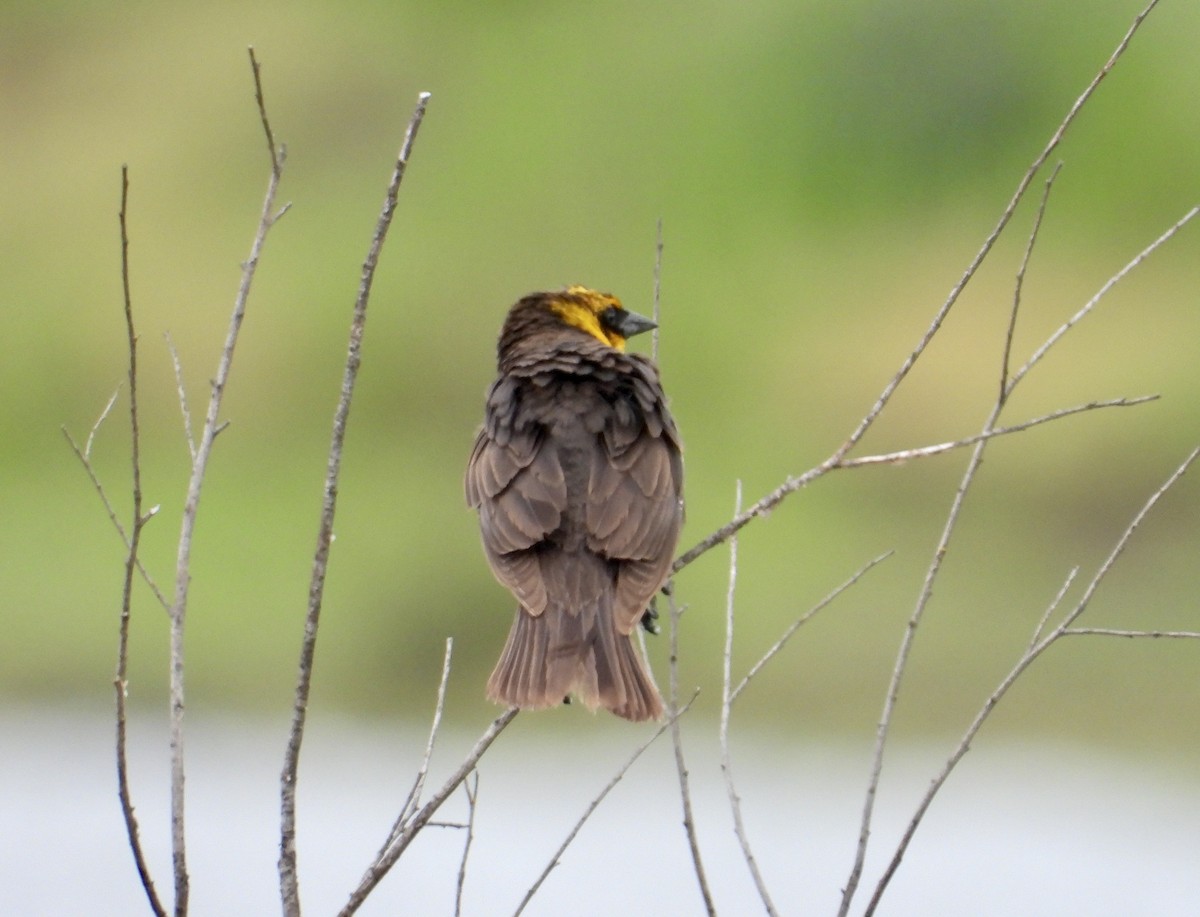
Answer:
xmin=465 ymin=422 xmax=566 ymax=616
xmin=586 ymin=365 xmax=683 ymax=635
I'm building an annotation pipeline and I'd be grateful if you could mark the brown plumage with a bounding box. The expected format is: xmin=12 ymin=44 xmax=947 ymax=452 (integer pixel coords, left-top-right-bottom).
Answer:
xmin=465 ymin=286 xmax=683 ymax=721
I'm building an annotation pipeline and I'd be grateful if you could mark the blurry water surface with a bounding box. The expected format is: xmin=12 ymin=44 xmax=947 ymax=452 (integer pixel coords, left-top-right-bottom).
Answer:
xmin=4 ymin=703 xmax=1197 ymax=916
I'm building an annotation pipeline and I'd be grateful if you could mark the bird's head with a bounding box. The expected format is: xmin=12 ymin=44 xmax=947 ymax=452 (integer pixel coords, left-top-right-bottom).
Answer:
xmin=545 ymin=286 xmax=657 ymax=352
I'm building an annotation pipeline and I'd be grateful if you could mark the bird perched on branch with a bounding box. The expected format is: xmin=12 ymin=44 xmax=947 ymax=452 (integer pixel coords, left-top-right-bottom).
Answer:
xmin=466 ymin=286 xmax=683 ymax=721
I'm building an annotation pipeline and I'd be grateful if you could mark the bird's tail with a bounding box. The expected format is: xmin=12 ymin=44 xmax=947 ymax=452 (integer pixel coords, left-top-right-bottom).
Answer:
xmin=486 ymin=599 xmax=663 ymax=722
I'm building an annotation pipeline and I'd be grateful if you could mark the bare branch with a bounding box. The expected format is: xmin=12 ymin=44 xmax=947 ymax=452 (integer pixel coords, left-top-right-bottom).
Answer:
xmin=278 ymin=90 xmax=431 ymax=916
xmin=64 ymin=425 xmax=128 ymax=543
xmin=672 ymin=462 xmax=830 ymax=574
xmin=840 ymin=11 xmax=1179 ymax=895
xmin=834 ymin=0 xmax=1162 ymax=467
xmin=63 ymin=426 xmax=170 ymax=611
xmin=1028 ymin=567 xmax=1079 ymax=650
xmin=340 ymin=707 xmax=519 ymax=916
xmin=248 ymin=46 xmax=284 ymax=177
xmin=86 ymin=388 xmax=120 ymax=459
xmin=112 ymin=165 xmax=168 ymax=917
xmin=839 ymin=397 xmax=1158 ymax=469
xmin=512 ymin=694 xmax=699 ymax=917
xmin=1009 ymin=203 xmax=1199 ymax=393
xmin=1061 ymin=447 xmax=1200 ymax=627
xmin=843 ymin=202 xmax=1194 ymax=917
xmin=675 ymin=0 xmax=1170 ymax=585
xmin=1064 ymin=628 xmax=1200 ymax=639
xmin=403 ymin=636 xmax=454 ymax=822
xmin=845 ymin=194 xmax=1196 ymax=915
xmin=375 ymin=638 xmax=454 ymax=860
xmin=842 ymin=279 xmax=1006 ymax=916
xmin=673 ymin=395 xmax=1154 ymax=576
xmin=1001 ymin=161 xmax=1063 ymax=401
xmin=164 ymin=50 xmax=288 ymax=916
xmin=861 ymin=564 xmax=1077 ymax=917
xmin=862 ymin=445 xmax=1200 ymax=915
xmin=732 ymin=550 xmax=893 ymax=704
xmin=666 ymin=589 xmax=715 ymax=916
xmin=861 ymin=583 xmax=1083 ymax=916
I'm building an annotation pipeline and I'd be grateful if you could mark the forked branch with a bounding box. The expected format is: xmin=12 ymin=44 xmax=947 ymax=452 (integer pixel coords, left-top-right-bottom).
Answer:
xmin=861 ymin=445 xmax=1200 ymax=916
xmin=672 ymin=0 xmax=1173 ymax=581
xmin=340 ymin=707 xmax=519 ymax=916
xmin=159 ymin=48 xmax=288 ymax=915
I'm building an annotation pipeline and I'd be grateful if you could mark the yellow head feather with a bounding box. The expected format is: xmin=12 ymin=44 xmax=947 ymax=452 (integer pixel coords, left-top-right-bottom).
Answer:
xmin=549 ymin=286 xmax=629 ymax=350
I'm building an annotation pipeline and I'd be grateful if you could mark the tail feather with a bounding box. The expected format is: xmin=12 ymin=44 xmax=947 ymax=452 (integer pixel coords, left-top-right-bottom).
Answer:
xmin=486 ymin=602 xmax=663 ymax=722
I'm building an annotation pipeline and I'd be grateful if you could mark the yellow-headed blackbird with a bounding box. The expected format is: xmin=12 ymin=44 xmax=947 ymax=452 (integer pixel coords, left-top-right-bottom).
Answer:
xmin=465 ymin=286 xmax=683 ymax=721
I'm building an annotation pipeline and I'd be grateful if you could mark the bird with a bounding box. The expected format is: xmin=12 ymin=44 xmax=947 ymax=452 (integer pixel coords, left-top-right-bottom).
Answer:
xmin=465 ymin=286 xmax=684 ymax=722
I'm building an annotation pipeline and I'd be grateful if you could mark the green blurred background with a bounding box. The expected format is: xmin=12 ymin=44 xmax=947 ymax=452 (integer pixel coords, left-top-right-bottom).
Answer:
xmin=3 ymin=0 xmax=1197 ymax=759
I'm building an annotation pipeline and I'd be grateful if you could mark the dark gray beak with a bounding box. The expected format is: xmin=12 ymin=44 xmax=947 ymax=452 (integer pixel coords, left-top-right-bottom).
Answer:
xmin=609 ymin=308 xmax=657 ymax=338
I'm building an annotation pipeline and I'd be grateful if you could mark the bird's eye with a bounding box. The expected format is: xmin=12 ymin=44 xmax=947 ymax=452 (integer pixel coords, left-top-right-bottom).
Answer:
xmin=601 ymin=306 xmax=623 ymax=328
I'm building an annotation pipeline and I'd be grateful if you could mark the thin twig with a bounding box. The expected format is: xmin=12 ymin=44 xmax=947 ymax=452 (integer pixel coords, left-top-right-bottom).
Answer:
xmin=836 ymin=0 xmax=1162 ymax=470
xmin=732 ymin=550 xmax=893 ymax=704
xmin=848 ymin=193 xmax=1197 ymax=914
xmin=63 ymin=426 xmax=169 ymax=611
xmin=168 ymin=50 xmax=288 ymax=916
xmin=248 ymin=46 xmax=284 ymax=177
xmin=64 ymin=426 xmax=128 ymax=541
xmin=1009 ymin=203 xmax=1199 ymax=394
xmin=666 ymin=590 xmax=715 ymax=915
xmin=840 ymin=15 xmax=1172 ymax=896
xmin=454 ymin=773 xmax=479 ymax=917
xmin=673 ymin=395 xmax=1154 ymax=575
xmin=340 ymin=707 xmax=519 ymax=916
xmin=64 ymin=386 xmax=170 ymax=611
xmin=86 ymin=388 xmax=120 ymax=459
xmin=718 ymin=484 xmax=777 ymax=916
xmin=278 ymin=90 xmax=431 ymax=916
xmin=163 ymin=332 xmax=196 ymax=462
xmin=862 ymin=445 xmax=1200 ymax=915
xmin=840 ymin=238 xmax=1016 ymax=917
xmin=1001 ymin=161 xmax=1063 ymax=401
xmin=860 ymin=565 xmax=1075 ymax=917
xmin=849 ymin=193 xmax=1195 ymax=917
xmin=843 ymin=212 xmax=1192 ymax=917
xmin=861 ymin=581 xmax=1085 ymax=915
xmin=401 ymin=636 xmax=455 ymax=823
xmin=1028 ymin=567 xmax=1080 ymax=650
xmin=1064 ymin=628 xmax=1200 ymax=639
xmin=512 ymin=693 xmax=699 ymax=917
xmin=674 ymin=0 xmax=1167 ymax=583
xmin=672 ymin=459 xmax=829 ymax=574
xmin=1060 ymin=448 xmax=1200 ymax=624
xmin=375 ymin=638 xmax=454 ymax=860
xmin=841 ymin=397 xmax=1158 ymax=468
xmin=113 ymin=166 xmax=168 ymax=917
